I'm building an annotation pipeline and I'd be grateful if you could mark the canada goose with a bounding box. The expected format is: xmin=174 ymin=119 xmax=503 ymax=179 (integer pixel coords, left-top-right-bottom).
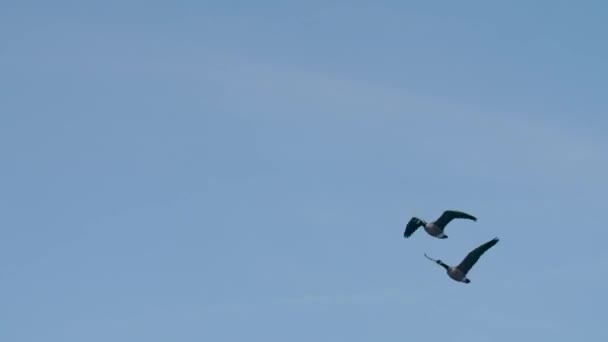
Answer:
xmin=403 ymin=210 xmax=476 ymax=239
xmin=424 ymin=237 xmax=499 ymax=284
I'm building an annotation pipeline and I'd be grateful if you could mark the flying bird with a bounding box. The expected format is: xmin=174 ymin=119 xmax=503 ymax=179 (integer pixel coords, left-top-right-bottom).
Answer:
xmin=424 ymin=237 xmax=499 ymax=284
xmin=403 ymin=210 xmax=477 ymax=239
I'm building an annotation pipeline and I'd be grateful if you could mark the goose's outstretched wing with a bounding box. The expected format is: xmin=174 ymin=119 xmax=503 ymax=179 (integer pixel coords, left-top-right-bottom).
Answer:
xmin=404 ymin=218 xmax=424 ymax=238
xmin=433 ymin=210 xmax=477 ymax=229
xmin=457 ymin=238 xmax=499 ymax=274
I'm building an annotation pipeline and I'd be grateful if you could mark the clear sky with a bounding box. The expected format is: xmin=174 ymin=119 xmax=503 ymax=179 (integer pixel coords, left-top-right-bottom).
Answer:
xmin=2 ymin=1 xmax=607 ymax=341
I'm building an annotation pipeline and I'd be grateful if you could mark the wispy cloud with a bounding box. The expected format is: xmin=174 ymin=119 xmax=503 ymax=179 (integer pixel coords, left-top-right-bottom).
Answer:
xmin=194 ymin=52 xmax=608 ymax=185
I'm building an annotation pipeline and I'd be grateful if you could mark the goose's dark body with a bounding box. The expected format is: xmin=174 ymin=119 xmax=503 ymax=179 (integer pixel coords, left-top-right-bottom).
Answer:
xmin=424 ymin=238 xmax=499 ymax=284
xmin=404 ymin=210 xmax=477 ymax=239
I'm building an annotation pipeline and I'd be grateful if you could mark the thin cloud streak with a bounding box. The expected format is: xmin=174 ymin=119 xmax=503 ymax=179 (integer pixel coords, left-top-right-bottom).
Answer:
xmin=195 ymin=53 xmax=607 ymax=183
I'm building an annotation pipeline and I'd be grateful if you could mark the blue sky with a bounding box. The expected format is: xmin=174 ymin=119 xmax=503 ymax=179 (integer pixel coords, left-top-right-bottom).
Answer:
xmin=2 ymin=1 xmax=607 ymax=341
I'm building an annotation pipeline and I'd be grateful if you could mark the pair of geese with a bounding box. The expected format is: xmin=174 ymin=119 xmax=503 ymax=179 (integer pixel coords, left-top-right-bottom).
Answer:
xmin=403 ymin=210 xmax=499 ymax=284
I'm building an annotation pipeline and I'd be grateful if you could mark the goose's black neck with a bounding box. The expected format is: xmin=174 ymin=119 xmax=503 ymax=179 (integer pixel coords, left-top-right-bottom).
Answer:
xmin=436 ymin=260 xmax=449 ymax=271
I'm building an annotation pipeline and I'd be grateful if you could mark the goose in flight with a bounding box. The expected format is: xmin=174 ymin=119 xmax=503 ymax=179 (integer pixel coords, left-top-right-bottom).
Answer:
xmin=403 ymin=210 xmax=477 ymax=239
xmin=424 ymin=237 xmax=499 ymax=284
